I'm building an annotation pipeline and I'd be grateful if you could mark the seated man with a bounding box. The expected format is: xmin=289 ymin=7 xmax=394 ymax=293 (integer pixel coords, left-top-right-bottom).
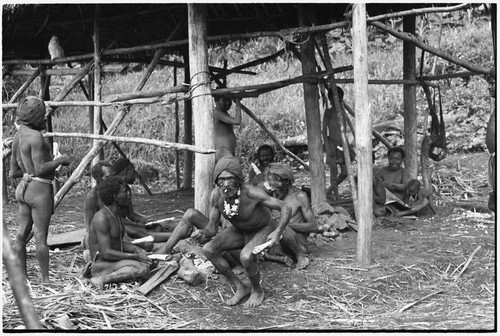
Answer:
xmin=376 ymin=147 xmax=409 ymax=214
xmin=84 ymin=176 xmax=152 ymax=289
xmin=85 ymin=159 xmax=171 ymax=238
xmin=248 ymin=144 xmax=275 ymax=184
xmin=394 ymin=179 xmax=437 ymax=217
xmin=263 ymin=163 xmax=319 ymax=269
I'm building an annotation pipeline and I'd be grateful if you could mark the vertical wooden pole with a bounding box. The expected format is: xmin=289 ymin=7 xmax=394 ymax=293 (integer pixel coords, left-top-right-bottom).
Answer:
xmin=353 ymin=3 xmax=373 ymax=267
xmin=188 ymin=4 xmax=214 ymax=215
xmin=92 ymin=5 xmax=103 ymax=172
xmin=3 ymin=225 xmax=42 ymax=329
xmin=299 ymin=7 xmax=327 ymax=206
xmin=174 ymin=67 xmax=181 ymax=190
xmin=183 ymin=51 xmax=193 ymax=190
xmin=403 ymin=15 xmax=418 ymax=179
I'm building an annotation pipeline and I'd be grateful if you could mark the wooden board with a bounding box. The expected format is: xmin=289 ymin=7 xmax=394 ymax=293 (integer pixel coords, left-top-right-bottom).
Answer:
xmin=47 ymin=228 xmax=86 ymax=247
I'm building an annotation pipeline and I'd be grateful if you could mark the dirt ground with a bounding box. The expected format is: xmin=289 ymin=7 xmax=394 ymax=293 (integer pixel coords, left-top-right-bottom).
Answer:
xmin=2 ymin=152 xmax=496 ymax=331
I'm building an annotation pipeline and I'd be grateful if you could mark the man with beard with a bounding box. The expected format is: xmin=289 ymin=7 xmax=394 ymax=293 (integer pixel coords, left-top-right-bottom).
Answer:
xmin=263 ymin=163 xmax=319 ymax=270
xmin=10 ymin=96 xmax=71 ymax=283
xmin=213 ymin=89 xmax=242 ymax=162
xmin=248 ymin=144 xmax=275 ymax=184
xmin=158 ymin=156 xmax=292 ymax=308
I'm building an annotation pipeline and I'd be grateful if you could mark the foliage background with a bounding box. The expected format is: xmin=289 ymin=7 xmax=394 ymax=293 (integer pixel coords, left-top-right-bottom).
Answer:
xmin=2 ymin=9 xmax=494 ymax=193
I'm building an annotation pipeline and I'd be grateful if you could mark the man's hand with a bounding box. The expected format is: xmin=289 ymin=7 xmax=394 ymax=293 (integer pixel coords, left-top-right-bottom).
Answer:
xmin=57 ymin=154 xmax=71 ymax=166
xmin=191 ymin=229 xmax=210 ymax=245
xmin=134 ymin=247 xmax=150 ymax=263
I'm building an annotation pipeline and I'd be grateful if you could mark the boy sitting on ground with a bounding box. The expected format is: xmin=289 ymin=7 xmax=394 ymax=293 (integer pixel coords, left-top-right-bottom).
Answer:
xmin=394 ymin=179 xmax=437 ymax=217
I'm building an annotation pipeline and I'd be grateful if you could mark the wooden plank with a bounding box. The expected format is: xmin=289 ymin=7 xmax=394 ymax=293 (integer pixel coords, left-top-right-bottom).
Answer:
xmin=137 ymin=261 xmax=179 ymax=295
xmin=47 ymin=228 xmax=86 ymax=247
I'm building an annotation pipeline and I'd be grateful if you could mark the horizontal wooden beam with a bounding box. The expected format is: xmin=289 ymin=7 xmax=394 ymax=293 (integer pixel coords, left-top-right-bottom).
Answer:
xmin=5 ymin=64 xmax=127 ymax=76
xmin=44 ymin=132 xmax=215 ymax=154
xmin=3 ymin=5 xmax=473 ymax=66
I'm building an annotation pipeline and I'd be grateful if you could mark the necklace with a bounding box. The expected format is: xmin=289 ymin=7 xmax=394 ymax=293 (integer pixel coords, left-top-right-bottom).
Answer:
xmin=103 ymin=205 xmax=124 ymax=252
xmin=223 ymin=189 xmax=241 ymax=218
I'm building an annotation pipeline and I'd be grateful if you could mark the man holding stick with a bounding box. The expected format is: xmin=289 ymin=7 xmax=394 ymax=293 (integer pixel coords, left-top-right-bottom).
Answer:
xmin=10 ymin=96 xmax=71 ymax=284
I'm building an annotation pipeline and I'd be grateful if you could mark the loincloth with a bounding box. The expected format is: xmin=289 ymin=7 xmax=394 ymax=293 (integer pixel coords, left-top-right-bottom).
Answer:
xmin=17 ymin=173 xmax=54 ymax=213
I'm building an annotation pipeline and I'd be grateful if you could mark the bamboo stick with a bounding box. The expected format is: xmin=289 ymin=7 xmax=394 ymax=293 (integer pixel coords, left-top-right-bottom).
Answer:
xmin=46 ymin=61 xmax=94 ymax=117
xmin=8 ymin=65 xmax=43 ymax=104
xmin=44 ymin=132 xmax=215 ymax=154
xmin=104 ymin=85 xmax=188 ymax=103
xmin=8 ymin=64 xmax=126 ymax=76
xmin=92 ymin=7 xmax=103 ymax=169
xmin=240 ymin=103 xmax=310 ymax=171
xmin=369 ymin=20 xmax=491 ymax=75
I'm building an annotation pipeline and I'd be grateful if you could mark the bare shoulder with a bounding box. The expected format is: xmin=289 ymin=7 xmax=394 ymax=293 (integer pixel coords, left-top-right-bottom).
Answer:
xmin=244 ymin=183 xmax=272 ymax=201
xmin=287 ymin=187 xmax=309 ymax=204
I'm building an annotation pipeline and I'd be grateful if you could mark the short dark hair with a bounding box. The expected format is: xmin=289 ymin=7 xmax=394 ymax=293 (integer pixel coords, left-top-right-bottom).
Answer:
xmin=91 ymin=161 xmax=111 ymax=182
xmin=328 ymin=86 xmax=344 ymax=101
xmin=388 ymin=146 xmax=405 ymax=159
xmin=257 ymin=144 xmax=274 ymax=158
xmin=111 ymin=158 xmax=133 ymax=175
xmin=97 ymin=176 xmax=124 ymax=205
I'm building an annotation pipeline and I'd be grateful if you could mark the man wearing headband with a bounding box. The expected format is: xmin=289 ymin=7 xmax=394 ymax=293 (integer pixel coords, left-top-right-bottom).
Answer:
xmin=263 ymin=163 xmax=319 ymax=269
xmin=10 ymin=96 xmax=71 ymax=284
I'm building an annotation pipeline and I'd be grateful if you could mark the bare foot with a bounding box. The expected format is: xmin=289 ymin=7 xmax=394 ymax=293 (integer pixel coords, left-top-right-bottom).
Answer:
xmin=232 ymin=265 xmax=245 ymax=275
xmin=295 ymin=255 xmax=310 ymax=270
xmin=243 ymin=289 xmax=265 ymax=308
xmin=225 ymin=285 xmax=251 ymax=306
xmin=90 ymin=277 xmax=105 ymax=290
xmin=283 ymin=256 xmax=294 ymax=267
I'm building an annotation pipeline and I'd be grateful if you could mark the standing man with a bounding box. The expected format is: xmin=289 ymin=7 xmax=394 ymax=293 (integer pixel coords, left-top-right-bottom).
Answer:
xmin=10 ymin=96 xmax=71 ymax=284
xmin=85 ymin=176 xmax=152 ymax=289
xmin=213 ymin=88 xmax=242 ymax=162
xmin=196 ymin=156 xmax=292 ymax=308
xmin=322 ymin=87 xmax=355 ymax=200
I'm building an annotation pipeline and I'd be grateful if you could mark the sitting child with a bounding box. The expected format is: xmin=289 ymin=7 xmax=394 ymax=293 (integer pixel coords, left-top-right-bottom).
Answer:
xmin=394 ymin=179 xmax=437 ymax=217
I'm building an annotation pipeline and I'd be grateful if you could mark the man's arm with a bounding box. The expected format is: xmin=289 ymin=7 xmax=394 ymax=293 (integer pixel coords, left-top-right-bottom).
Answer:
xmin=202 ymin=188 xmax=222 ymax=239
xmin=9 ymin=140 xmax=23 ymax=178
xmin=214 ymin=106 xmax=241 ymax=125
xmin=255 ymin=187 xmax=292 ymax=245
xmin=29 ymin=133 xmax=69 ymax=176
xmin=83 ymin=189 xmax=99 ymax=232
xmin=296 ymin=192 xmax=318 ymax=225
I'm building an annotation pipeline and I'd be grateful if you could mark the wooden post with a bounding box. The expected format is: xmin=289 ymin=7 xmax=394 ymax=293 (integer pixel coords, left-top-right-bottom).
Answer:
xmin=299 ymin=8 xmax=327 ymax=205
xmin=188 ymin=4 xmax=214 ymax=215
xmin=182 ymin=51 xmax=193 ymax=190
xmin=174 ymin=67 xmax=181 ymax=190
xmin=92 ymin=5 xmax=103 ymax=170
xmin=353 ymin=3 xmax=373 ymax=267
xmin=403 ymin=15 xmax=418 ymax=179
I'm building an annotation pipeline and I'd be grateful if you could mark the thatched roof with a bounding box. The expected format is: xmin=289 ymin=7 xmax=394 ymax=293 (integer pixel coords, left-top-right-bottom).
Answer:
xmin=3 ymin=3 xmax=445 ymax=62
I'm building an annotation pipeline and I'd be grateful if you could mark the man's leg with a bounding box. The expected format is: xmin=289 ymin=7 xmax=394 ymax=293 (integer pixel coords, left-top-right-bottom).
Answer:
xmin=280 ymin=227 xmax=309 ymax=270
xmin=156 ymin=208 xmax=208 ymax=255
xmin=31 ymin=194 xmax=54 ymax=284
xmin=238 ymin=224 xmax=276 ymax=308
xmin=203 ymin=227 xmax=247 ymax=306
xmin=14 ymin=202 xmax=33 ymax=278
xmin=90 ymin=260 xmax=150 ymax=289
